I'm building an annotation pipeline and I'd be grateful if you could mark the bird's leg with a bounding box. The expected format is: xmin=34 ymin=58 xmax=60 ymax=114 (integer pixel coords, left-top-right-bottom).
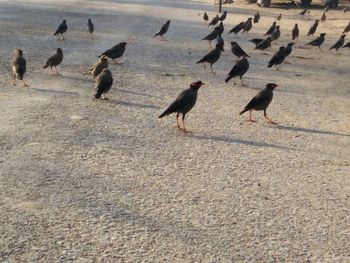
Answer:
xmin=62 ymin=34 xmax=65 ymax=41
xmin=233 ymin=77 xmax=236 ymax=85
xmin=55 ymin=67 xmax=61 ymax=76
xmin=182 ymin=114 xmax=188 ymax=133
xmin=176 ymin=113 xmax=181 ymax=130
xmin=13 ymin=75 xmax=16 ymax=86
xmin=210 ymin=65 xmax=216 ymax=74
xmin=240 ymin=77 xmax=246 ymax=86
xmin=111 ymin=59 xmax=121 ymax=64
xmin=102 ymin=94 xmax=109 ymax=100
xmin=248 ymin=110 xmax=256 ymax=122
xmin=22 ymin=80 xmax=29 ymax=87
xmin=208 ymin=40 xmax=212 ymax=49
xmin=203 ymin=63 xmax=206 ymax=70
xmin=283 ymin=60 xmax=291 ymax=64
xmin=275 ymin=65 xmax=280 ymax=71
xmin=264 ymin=110 xmax=277 ymax=125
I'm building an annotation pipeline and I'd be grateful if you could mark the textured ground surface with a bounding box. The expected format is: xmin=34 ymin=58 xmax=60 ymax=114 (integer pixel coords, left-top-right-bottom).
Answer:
xmin=0 ymin=0 xmax=349 ymax=262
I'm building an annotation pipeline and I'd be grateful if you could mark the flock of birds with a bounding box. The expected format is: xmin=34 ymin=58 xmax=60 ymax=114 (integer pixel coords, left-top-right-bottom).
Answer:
xmin=10 ymin=6 xmax=350 ymax=132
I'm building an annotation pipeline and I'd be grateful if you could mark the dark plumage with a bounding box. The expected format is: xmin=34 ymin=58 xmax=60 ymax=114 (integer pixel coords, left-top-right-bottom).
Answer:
xmin=306 ymin=33 xmax=326 ymax=49
xmin=43 ymin=48 xmax=64 ymax=75
xmin=54 ymin=19 xmax=68 ymax=40
xmin=292 ymin=23 xmax=299 ymax=40
xmin=255 ymin=37 xmax=272 ymax=51
xmin=320 ymin=12 xmax=326 ymax=23
xmin=87 ymin=18 xmax=94 ymax=37
xmin=249 ymin=38 xmax=263 ymax=46
xmin=98 ymin=42 xmax=127 ymax=64
xmin=276 ymin=13 xmax=282 ymax=21
xmin=307 ymin=20 xmax=319 ymax=36
xmin=264 ymin=21 xmax=276 ymax=36
xmin=271 ymin=26 xmax=281 ymax=41
xmin=201 ymin=27 xmax=220 ymax=47
xmin=230 ymin=42 xmax=249 ymax=58
xmin=86 ymin=56 xmax=108 ymax=79
xmin=216 ymin=22 xmax=224 ymax=35
xmin=329 ymin=35 xmax=346 ymax=51
xmin=228 ymin=22 xmax=245 ymax=36
xmin=196 ymin=44 xmax=224 ymax=74
xmin=219 ymin=11 xmax=227 ymax=21
xmin=94 ymin=69 xmax=113 ymax=99
xmin=253 ymin=12 xmax=260 ymax=23
xmin=225 ymin=57 xmax=249 ymax=85
xmin=216 ymin=34 xmax=224 ymax=47
xmin=268 ymin=46 xmax=286 ymax=69
xmin=203 ymin=12 xmax=209 ymax=22
xmin=341 ymin=42 xmax=350 ymax=48
xmin=158 ymin=81 xmax=204 ymax=132
xmin=209 ymin=15 xmax=220 ymax=26
xmin=284 ymin=43 xmax=294 ymax=58
xmin=240 ymin=83 xmax=278 ymax=124
xmin=12 ymin=49 xmax=29 ymax=87
xmin=242 ymin=18 xmax=253 ymax=33
xmin=154 ymin=20 xmax=171 ymax=40
xmin=343 ymin=22 xmax=350 ymax=34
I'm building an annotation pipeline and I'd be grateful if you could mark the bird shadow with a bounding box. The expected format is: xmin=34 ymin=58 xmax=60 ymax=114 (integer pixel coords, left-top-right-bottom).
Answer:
xmin=189 ymin=133 xmax=295 ymax=151
xmin=271 ymin=125 xmax=350 ymax=137
xmin=115 ymin=88 xmax=163 ymax=99
xmin=109 ymin=99 xmax=160 ymax=109
xmin=31 ymin=88 xmax=79 ymax=95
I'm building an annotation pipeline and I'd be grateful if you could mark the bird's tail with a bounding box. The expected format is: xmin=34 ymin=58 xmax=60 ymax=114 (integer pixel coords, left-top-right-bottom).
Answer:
xmin=43 ymin=62 xmax=49 ymax=69
xmin=239 ymin=108 xmax=248 ymax=115
xmin=267 ymin=63 xmax=273 ymax=68
xmin=94 ymin=91 xmax=102 ymax=99
xmin=224 ymin=75 xmax=233 ymax=83
xmin=153 ymin=33 xmax=160 ymax=37
xmin=158 ymin=110 xmax=169 ymax=118
xmin=196 ymin=59 xmax=204 ymax=64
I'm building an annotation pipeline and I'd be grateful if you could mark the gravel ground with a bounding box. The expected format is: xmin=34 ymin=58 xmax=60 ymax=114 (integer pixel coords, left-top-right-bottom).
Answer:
xmin=0 ymin=0 xmax=349 ymax=262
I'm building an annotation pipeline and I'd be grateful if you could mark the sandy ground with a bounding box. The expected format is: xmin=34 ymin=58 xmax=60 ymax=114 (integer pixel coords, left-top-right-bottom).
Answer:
xmin=0 ymin=0 xmax=349 ymax=262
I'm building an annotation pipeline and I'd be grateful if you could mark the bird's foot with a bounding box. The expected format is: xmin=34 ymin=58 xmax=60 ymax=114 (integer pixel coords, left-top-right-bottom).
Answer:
xmin=283 ymin=60 xmax=291 ymax=64
xmin=248 ymin=119 xmax=256 ymax=123
xmin=266 ymin=120 xmax=278 ymax=125
xmin=23 ymin=83 xmax=30 ymax=87
xmin=102 ymin=97 xmax=109 ymax=101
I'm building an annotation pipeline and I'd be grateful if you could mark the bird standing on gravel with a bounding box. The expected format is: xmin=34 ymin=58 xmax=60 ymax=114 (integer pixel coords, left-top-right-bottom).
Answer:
xmin=271 ymin=26 xmax=281 ymax=42
xmin=242 ymin=18 xmax=253 ymax=33
xmin=98 ymin=42 xmax=127 ymax=64
xmin=254 ymin=12 xmax=260 ymax=23
xmin=43 ymin=48 xmax=63 ymax=75
xmin=86 ymin=56 xmax=108 ymax=79
xmin=228 ymin=22 xmax=245 ymax=37
xmin=201 ymin=27 xmax=220 ymax=48
xmin=240 ymin=83 xmax=278 ymax=124
xmin=292 ymin=23 xmax=299 ymax=40
xmin=225 ymin=57 xmax=249 ymax=85
xmin=94 ymin=69 xmax=113 ymax=100
xmin=203 ymin=12 xmax=209 ymax=22
xmin=154 ymin=20 xmax=171 ymax=40
xmin=159 ymin=81 xmax=205 ymax=132
xmin=230 ymin=42 xmax=249 ymax=58
xmin=12 ymin=49 xmax=29 ymax=87
xmin=320 ymin=12 xmax=326 ymax=23
xmin=268 ymin=47 xmax=286 ymax=70
xmin=343 ymin=22 xmax=350 ymax=34
xmin=54 ymin=19 xmax=68 ymax=40
xmin=299 ymin=9 xmax=309 ymax=16
xmin=87 ymin=18 xmax=94 ymax=38
xmin=306 ymin=33 xmax=326 ymax=49
xmin=276 ymin=13 xmax=282 ymax=21
xmin=255 ymin=37 xmax=273 ymax=52
xmin=307 ymin=20 xmax=319 ymax=36
xmin=219 ymin=11 xmax=227 ymax=21
xmin=329 ymin=34 xmax=346 ymax=51
xmin=209 ymin=14 xmax=220 ymax=26
xmin=196 ymin=44 xmax=224 ymax=74
xmin=264 ymin=21 xmax=276 ymax=36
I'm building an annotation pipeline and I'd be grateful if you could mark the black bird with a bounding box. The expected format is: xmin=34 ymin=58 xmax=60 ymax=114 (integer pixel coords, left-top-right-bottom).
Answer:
xmin=43 ymin=48 xmax=64 ymax=75
xmin=343 ymin=8 xmax=347 ymax=13
xmin=231 ymin=42 xmax=249 ymax=58
xmin=87 ymin=18 xmax=94 ymax=38
xmin=216 ymin=22 xmax=224 ymax=35
xmin=94 ymin=69 xmax=113 ymax=100
xmin=271 ymin=25 xmax=281 ymax=42
xmin=203 ymin=12 xmax=209 ymax=22
xmin=264 ymin=21 xmax=276 ymax=36
xmin=154 ymin=20 xmax=171 ymax=40
xmin=196 ymin=44 xmax=224 ymax=74
xmin=225 ymin=57 xmax=249 ymax=85
xmin=209 ymin=14 xmax=220 ymax=26
xmin=276 ymin=13 xmax=282 ymax=21
xmin=255 ymin=37 xmax=272 ymax=52
xmin=86 ymin=56 xmax=108 ymax=79
xmin=98 ymin=42 xmax=127 ymax=64
xmin=201 ymin=27 xmax=220 ymax=48
xmin=329 ymin=34 xmax=346 ymax=51
xmin=159 ymin=81 xmax=205 ymax=132
xmin=239 ymin=83 xmax=278 ymax=124
xmin=299 ymin=9 xmax=309 ymax=15
xmin=292 ymin=23 xmax=299 ymax=40
xmin=307 ymin=20 xmax=319 ymax=36
xmin=253 ymin=12 xmax=260 ymax=23
xmin=242 ymin=18 xmax=253 ymax=33
xmin=219 ymin=11 xmax=227 ymax=21
xmin=54 ymin=19 xmax=68 ymax=40
xmin=268 ymin=46 xmax=286 ymax=69
xmin=320 ymin=12 xmax=326 ymax=23
xmin=228 ymin=22 xmax=245 ymax=37
xmin=343 ymin=22 xmax=350 ymax=34
xmin=341 ymin=42 xmax=350 ymax=48
xmin=12 ymin=49 xmax=29 ymax=87
xmin=284 ymin=43 xmax=295 ymax=58
xmin=249 ymin=38 xmax=264 ymax=47
xmin=306 ymin=33 xmax=326 ymax=49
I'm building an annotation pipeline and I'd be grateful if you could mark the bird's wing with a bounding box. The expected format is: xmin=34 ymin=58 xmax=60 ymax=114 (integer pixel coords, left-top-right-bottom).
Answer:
xmin=163 ymin=90 xmax=195 ymax=114
xmin=306 ymin=36 xmax=321 ymax=45
xmin=244 ymin=90 xmax=270 ymax=110
xmin=95 ymin=74 xmax=113 ymax=91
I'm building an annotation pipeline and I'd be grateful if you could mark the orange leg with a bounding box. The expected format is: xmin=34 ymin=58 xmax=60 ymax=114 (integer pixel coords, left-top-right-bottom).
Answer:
xmin=264 ymin=110 xmax=277 ymax=125
xmin=248 ymin=110 xmax=256 ymax=122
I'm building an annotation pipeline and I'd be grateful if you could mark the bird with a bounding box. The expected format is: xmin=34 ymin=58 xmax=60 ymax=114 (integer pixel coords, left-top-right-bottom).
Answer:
xmin=225 ymin=57 xmax=250 ymax=85
xmin=249 ymin=38 xmax=264 ymax=47
xmin=86 ymin=56 xmax=108 ymax=79
xmin=329 ymin=34 xmax=346 ymax=51
xmin=255 ymin=37 xmax=272 ymax=52
xmin=276 ymin=13 xmax=282 ymax=21
xmin=242 ymin=17 xmax=253 ymax=33
xmin=292 ymin=23 xmax=299 ymax=40
xmin=201 ymin=27 xmax=220 ymax=48
xmin=299 ymin=9 xmax=309 ymax=15
xmin=341 ymin=42 xmax=350 ymax=48
xmin=196 ymin=44 xmax=224 ymax=74
xmin=98 ymin=42 xmax=127 ymax=64
xmin=284 ymin=42 xmax=295 ymax=58
xmin=54 ymin=19 xmax=68 ymax=40
xmin=216 ymin=34 xmax=224 ymax=47
xmin=320 ymin=12 xmax=326 ymax=23
xmin=230 ymin=41 xmax=249 ymax=58
xmin=87 ymin=18 xmax=94 ymax=38
xmin=158 ymin=81 xmax=205 ymax=132
xmin=12 ymin=49 xmax=29 ymax=87
xmin=343 ymin=22 xmax=350 ymax=34
xmin=306 ymin=33 xmax=326 ymax=49
xmin=264 ymin=21 xmax=276 ymax=36
xmin=94 ymin=69 xmax=113 ymax=100
xmin=268 ymin=46 xmax=286 ymax=69
xmin=219 ymin=11 xmax=227 ymax=21
xmin=154 ymin=20 xmax=171 ymax=40
xmin=271 ymin=25 xmax=281 ymax=42
xmin=203 ymin=12 xmax=209 ymax=22
xmin=324 ymin=5 xmax=329 ymax=13
xmin=228 ymin=22 xmax=245 ymax=37
xmin=343 ymin=8 xmax=347 ymax=13
xmin=43 ymin=48 xmax=64 ymax=75
xmin=209 ymin=14 xmax=220 ymax=26
xmin=239 ymin=83 xmax=278 ymax=124
xmin=254 ymin=12 xmax=260 ymax=23
xmin=307 ymin=20 xmax=319 ymax=36
xmin=216 ymin=22 xmax=224 ymax=35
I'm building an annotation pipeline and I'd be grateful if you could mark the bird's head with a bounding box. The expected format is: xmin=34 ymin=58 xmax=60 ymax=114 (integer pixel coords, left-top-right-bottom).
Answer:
xmin=88 ymin=18 xmax=92 ymax=22
xmin=190 ymin=81 xmax=205 ymax=89
xmin=230 ymin=41 xmax=237 ymax=46
xmin=287 ymin=42 xmax=295 ymax=47
xmin=166 ymin=20 xmax=171 ymax=24
xmin=279 ymin=46 xmax=285 ymax=51
xmin=320 ymin=33 xmax=326 ymax=37
xmin=15 ymin=49 xmax=23 ymax=56
xmin=315 ymin=19 xmax=319 ymax=23
xmin=248 ymin=17 xmax=252 ymax=21
xmin=295 ymin=23 xmax=298 ymax=27
xmin=63 ymin=19 xmax=67 ymax=23
xmin=266 ymin=83 xmax=278 ymax=90
xmin=56 ymin=48 xmax=63 ymax=54
xmin=266 ymin=37 xmax=272 ymax=41
xmin=276 ymin=25 xmax=280 ymax=29
xmin=120 ymin=42 xmax=127 ymax=47
xmin=341 ymin=34 xmax=346 ymax=38
xmin=223 ymin=11 xmax=227 ymax=14
xmin=216 ymin=44 xmax=224 ymax=51
xmin=272 ymin=21 xmax=276 ymax=25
